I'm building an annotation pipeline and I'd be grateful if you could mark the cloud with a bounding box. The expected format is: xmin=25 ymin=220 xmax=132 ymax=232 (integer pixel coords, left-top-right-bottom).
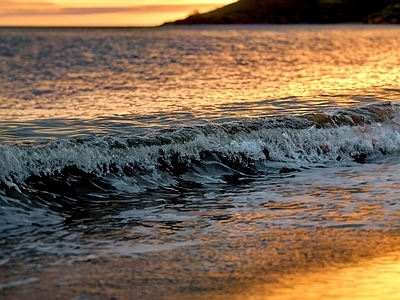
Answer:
xmin=1 ymin=1 xmax=57 ymax=10
xmin=0 ymin=1 xmax=215 ymax=17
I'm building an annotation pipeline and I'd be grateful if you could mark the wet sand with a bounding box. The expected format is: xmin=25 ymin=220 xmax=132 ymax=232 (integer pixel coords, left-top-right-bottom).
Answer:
xmin=1 ymin=227 xmax=400 ymax=300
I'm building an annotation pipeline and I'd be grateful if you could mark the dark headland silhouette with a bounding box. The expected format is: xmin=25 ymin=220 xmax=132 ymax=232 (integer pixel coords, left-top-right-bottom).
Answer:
xmin=163 ymin=0 xmax=400 ymax=25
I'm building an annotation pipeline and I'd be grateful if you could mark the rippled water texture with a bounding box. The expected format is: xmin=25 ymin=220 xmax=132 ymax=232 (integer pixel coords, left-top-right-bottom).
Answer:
xmin=1 ymin=25 xmax=400 ymax=142
xmin=1 ymin=25 xmax=400 ymax=299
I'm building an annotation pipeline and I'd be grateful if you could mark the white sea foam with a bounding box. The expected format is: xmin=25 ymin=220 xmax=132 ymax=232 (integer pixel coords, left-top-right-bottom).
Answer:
xmin=1 ymin=112 xmax=400 ymax=186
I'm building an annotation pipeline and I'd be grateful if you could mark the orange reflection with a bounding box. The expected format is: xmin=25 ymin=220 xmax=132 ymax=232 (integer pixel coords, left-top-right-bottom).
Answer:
xmin=235 ymin=252 xmax=400 ymax=300
xmin=1 ymin=26 xmax=399 ymax=142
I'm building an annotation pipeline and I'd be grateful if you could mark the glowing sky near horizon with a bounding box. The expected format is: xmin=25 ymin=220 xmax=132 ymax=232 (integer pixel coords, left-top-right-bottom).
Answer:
xmin=0 ymin=0 xmax=236 ymax=26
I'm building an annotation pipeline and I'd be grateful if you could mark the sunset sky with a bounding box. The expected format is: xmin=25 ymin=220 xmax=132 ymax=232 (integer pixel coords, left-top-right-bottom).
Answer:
xmin=0 ymin=0 xmax=236 ymax=27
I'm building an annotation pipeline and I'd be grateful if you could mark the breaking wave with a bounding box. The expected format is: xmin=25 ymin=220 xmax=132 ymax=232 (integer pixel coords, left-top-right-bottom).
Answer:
xmin=1 ymin=102 xmax=400 ymax=195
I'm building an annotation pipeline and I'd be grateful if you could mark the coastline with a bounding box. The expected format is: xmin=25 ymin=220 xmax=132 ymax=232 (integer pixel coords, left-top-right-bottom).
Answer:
xmin=162 ymin=0 xmax=400 ymax=26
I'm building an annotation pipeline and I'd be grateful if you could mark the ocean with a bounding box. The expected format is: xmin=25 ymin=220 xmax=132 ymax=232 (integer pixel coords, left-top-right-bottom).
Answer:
xmin=1 ymin=25 xmax=400 ymax=299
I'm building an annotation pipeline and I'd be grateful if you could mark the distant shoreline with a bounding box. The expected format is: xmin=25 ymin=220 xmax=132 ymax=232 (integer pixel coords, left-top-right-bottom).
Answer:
xmin=162 ymin=0 xmax=400 ymax=26
xmin=1 ymin=23 xmax=399 ymax=30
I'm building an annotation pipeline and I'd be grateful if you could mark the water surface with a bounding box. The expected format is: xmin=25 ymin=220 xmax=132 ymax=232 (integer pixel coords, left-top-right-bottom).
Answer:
xmin=1 ymin=25 xmax=400 ymax=299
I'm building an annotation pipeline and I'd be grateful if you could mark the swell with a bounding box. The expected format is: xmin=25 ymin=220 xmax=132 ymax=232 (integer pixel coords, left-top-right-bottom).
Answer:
xmin=1 ymin=102 xmax=400 ymax=193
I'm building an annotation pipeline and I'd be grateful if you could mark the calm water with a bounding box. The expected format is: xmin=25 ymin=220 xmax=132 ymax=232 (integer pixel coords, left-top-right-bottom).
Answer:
xmin=1 ymin=25 xmax=400 ymax=299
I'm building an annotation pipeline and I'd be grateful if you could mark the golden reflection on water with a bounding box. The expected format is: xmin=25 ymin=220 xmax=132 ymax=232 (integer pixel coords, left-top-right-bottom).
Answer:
xmin=238 ymin=252 xmax=400 ymax=300
xmin=1 ymin=26 xmax=400 ymax=128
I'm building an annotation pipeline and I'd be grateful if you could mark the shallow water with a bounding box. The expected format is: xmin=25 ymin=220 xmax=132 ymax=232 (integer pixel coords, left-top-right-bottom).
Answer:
xmin=1 ymin=25 xmax=400 ymax=299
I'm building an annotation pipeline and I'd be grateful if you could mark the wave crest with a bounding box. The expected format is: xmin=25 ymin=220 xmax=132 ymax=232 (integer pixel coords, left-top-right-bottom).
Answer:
xmin=1 ymin=102 xmax=400 ymax=190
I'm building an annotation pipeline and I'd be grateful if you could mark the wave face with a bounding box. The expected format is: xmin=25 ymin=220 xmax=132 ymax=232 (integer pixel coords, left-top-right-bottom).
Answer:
xmin=1 ymin=102 xmax=400 ymax=195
